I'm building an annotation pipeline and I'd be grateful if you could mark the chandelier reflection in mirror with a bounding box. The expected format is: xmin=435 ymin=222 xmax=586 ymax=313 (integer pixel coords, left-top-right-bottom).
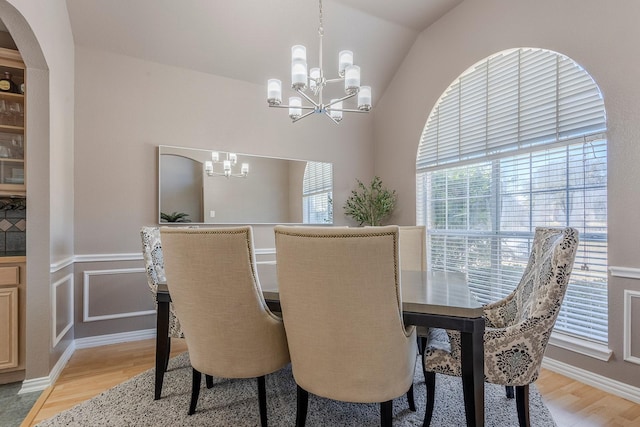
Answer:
xmin=266 ymin=0 xmax=372 ymax=124
xmin=204 ymin=152 xmax=249 ymax=178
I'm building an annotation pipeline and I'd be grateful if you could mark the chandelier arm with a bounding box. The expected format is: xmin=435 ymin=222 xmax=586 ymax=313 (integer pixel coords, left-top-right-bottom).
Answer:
xmin=324 ymin=92 xmax=358 ymax=109
xmin=324 ymin=111 xmax=341 ymax=124
xmin=268 ymin=104 xmax=316 ymax=111
xmin=292 ymin=109 xmax=318 ymax=123
xmin=296 ymin=88 xmax=321 ymax=107
xmin=324 ymin=78 xmax=345 ymax=84
xmin=333 ymin=108 xmax=370 ymax=113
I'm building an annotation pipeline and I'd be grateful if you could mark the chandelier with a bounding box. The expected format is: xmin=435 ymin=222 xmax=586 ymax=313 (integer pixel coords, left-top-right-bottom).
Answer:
xmin=204 ymin=152 xmax=249 ymax=178
xmin=266 ymin=0 xmax=372 ymax=124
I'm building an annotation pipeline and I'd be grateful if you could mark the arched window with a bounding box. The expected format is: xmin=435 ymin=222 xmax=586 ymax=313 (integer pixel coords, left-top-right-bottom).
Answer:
xmin=303 ymin=161 xmax=333 ymax=224
xmin=416 ymin=48 xmax=608 ymax=343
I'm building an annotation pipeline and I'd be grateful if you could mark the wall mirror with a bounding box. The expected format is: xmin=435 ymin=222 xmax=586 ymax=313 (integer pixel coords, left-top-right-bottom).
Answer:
xmin=158 ymin=145 xmax=333 ymax=224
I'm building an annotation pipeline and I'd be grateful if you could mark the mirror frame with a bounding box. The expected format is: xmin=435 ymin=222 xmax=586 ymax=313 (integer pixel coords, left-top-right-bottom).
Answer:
xmin=158 ymin=145 xmax=333 ymax=225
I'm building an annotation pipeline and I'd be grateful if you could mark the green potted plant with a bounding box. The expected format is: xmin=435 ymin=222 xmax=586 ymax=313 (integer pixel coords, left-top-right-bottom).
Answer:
xmin=160 ymin=211 xmax=191 ymax=223
xmin=343 ymin=176 xmax=397 ymax=226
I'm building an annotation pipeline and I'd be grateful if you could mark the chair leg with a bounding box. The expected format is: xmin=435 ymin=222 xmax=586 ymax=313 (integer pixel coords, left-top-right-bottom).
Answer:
xmin=206 ymin=375 xmax=214 ymax=389
xmin=506 ymin=385 xmax=514 ymax=398
xmin=165 ymin=337 xmax=171 ymax=372
xmin=257 ymin=375 xmax=267 ymax=427
xmin=380 ymin=400 xmax=393 ymax=427
xmin=406 ymin=383 xmax=416 ymax=412
xmin=295 ymin=385 xmax=309 ymax=427
xmin=417 ymin=335 xmax=426 ymax=355
xmin=188 ymin=368 xmax=202 ymax=415
xmin=423 ymin=371 xmax=436 ymax=427
xmin=516 ymin=385 xmax=530 ymax=427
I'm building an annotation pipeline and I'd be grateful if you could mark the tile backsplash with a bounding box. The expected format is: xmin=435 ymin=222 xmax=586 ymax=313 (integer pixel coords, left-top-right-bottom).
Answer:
xmin=0 ymin=206 xmax=25 ymax=252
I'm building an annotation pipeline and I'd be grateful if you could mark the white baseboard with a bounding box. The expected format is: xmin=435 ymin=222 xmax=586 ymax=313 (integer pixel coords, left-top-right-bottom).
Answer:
xmin=17 ymin=329 xmax=156 ymax=394
xmin=75 ymin=328 xmax=156 ymax=349
xmin=542 ymin=356 xmax=640 ymax=404
xmin=19 ymin=341 xmax=76 ymax=394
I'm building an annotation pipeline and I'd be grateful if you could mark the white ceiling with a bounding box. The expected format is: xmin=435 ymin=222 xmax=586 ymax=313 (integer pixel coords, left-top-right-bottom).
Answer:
xmin=65 ymin=0 xmax=462 ymax=97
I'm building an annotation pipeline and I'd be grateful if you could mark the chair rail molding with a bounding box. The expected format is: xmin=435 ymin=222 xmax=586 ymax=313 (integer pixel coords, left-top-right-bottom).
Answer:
xmin=609 ymin=265 xmax=640 ymax=279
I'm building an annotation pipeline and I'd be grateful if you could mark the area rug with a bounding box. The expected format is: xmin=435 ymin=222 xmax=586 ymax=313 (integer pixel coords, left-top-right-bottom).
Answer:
xmin=36 ymin=352 xmax=556 ymax=426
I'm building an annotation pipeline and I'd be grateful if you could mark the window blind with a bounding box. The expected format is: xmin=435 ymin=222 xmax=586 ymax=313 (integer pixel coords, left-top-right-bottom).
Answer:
xmin=416 ymin=48 xmax=608 ymax=343
xmin=418 ymin=49 xmax=606 ymax=170
xmin=303 ymin=161 xmax=333 ymax=224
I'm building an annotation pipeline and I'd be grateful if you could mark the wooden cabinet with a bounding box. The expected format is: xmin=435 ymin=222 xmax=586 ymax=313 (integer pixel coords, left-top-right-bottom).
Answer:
xmin=0 ymin=286 xmax=18 ymax=369
xmin=0 ymin=261 xmax=25 ymax=380
xmin=0 ymin=48 xmax=24 ymax=195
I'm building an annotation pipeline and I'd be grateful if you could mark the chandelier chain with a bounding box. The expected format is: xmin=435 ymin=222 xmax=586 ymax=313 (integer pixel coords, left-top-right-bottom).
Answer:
xmin=318 ymin=0 xmax=324 ymax=36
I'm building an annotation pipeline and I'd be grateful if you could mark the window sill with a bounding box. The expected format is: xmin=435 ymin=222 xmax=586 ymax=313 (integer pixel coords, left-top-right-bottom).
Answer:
xmin=548 ymin=331 xmax=612 ymax=361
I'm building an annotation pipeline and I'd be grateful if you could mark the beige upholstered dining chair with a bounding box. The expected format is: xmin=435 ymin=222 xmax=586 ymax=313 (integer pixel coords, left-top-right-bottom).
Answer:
xmin=422 ymin=227 xmax=579 ymax=427
xmin=399 ymin=225 xmax=427 ymax=271
xmin=398 ymin=226 xmax=430 ymax=354
xmin=160 ymin=226 xmax=290 ymax=425
xmin=274 ymin=225 xmax=418 ymax=427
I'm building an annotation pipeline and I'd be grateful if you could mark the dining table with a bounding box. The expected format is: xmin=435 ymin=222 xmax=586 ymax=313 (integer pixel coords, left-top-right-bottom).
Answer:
xmin=155 ymin=263 xmax=486 ymax=427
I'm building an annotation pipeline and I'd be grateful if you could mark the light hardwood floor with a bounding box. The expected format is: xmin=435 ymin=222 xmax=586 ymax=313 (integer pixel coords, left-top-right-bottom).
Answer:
xmin=21 ymin=338 xmax=640 ymax=427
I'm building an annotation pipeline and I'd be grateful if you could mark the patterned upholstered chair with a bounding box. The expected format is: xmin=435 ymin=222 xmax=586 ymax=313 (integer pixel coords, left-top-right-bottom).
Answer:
xmin=422 ymin=227 xmax=579 ymax=427
xmin=160 ymin=226 xmax=290 ymax=424
xmin=275 ymin=225 xmax=417 ymax=427
xmin=140 ymin=226 xmax=183 ymax=339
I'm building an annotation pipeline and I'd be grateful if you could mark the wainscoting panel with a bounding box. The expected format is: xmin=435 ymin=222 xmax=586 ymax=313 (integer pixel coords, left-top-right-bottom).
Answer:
xmin=52 ymin=274 xmax=73 ymax=347
xmin=82 ymin=268 xmax=155 ymax=322
xmin=624 ymin=289 xmax=640 ymax=365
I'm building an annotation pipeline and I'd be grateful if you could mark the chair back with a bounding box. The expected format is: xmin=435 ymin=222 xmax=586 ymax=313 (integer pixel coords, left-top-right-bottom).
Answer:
xmin=274 ymin=225 xmax=417 ymax=404
xmin=140 ymin=226 xmax=165 ymax=294
xmin=399 ymin=225 xmax=426 ymax=271
xmin=503 ymin=227 xmax=579 ymax=327
xmin=160 ymin=226 xmax=290 ymax=378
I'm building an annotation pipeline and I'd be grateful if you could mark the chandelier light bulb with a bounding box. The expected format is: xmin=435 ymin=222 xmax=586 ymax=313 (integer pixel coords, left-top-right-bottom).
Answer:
xmin=211 ymin=151 xmax=220 ymax=162
xmin=329 ymin=99 xmax=343 ymax=122
xmin=338 ymin=50 xmax=353 ymax=76
xmin=291 ymin=59 xmax=308 ymax=90
xmin=291 ymin=45 xmax=307 ymax=62
xmin=309 ymin=67 xmax=321 ymax=90
xmin=229 ymin=153 xmax=238 ymax=164
xmin=241 ymin=163 xmax=249 ymax=176
xmin=345 ymin=65 xmax=361 ymax=93
xmin=289 ymin=96 xmax=302 ymax=119
xmin=204 ymin=161 xmax=214 ymax=176
xmin=267 ymin=79 xmax=282 ymax=105
xmin=358 ymin=86 xmax=372 ymax=111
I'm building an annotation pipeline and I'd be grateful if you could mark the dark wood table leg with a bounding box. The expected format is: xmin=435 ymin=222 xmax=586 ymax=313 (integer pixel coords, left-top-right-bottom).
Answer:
xmin=155 ymin=294 xmax=170 ymax=400
xmin=460 ymin=319 xmax=485 ymax=427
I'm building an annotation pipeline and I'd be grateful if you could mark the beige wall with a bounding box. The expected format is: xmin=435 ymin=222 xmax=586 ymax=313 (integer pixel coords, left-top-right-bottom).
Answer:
xmin=0 ymin=0 xmax=75 ymax=380
xmin=373 ymin=0 xmax=640 ymax=388
xmin=8 ymin=0 xmax=636 ymax=393
xmin=72 ymin=45 xmax=373 ymax=338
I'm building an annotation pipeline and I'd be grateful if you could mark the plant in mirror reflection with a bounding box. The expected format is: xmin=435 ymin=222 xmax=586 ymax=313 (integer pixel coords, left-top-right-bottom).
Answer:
xmin=343 ymin=176 xmax=396 ymax=226
xmin=160 ymin=212 xmax=191 ymax=223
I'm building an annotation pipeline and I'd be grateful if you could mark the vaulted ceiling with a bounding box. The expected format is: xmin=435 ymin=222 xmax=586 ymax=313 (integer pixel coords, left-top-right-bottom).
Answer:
xmin=65 ymin=0 xmax=462 ymax=98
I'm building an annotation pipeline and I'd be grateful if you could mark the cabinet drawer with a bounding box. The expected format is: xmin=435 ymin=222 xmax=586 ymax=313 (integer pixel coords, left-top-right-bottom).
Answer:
xmin=0 ymin=266 xmax=19 ymax=285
